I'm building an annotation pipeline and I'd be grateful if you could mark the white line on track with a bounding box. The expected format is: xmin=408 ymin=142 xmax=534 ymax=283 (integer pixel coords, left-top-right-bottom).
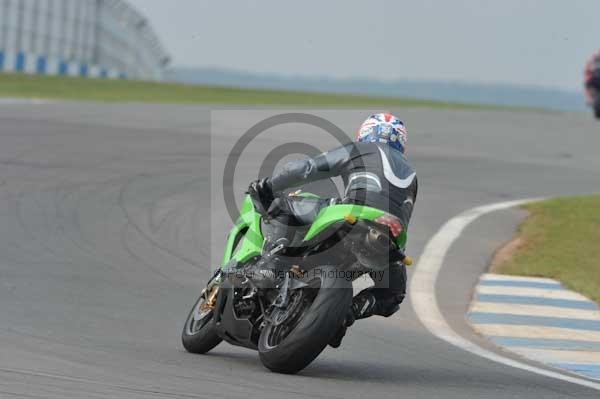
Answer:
xmin=410 ymin=198 xmax=600 ymax=391
xmin=469 ymin=301 xmax=600 ymax=320
xmin=473 ymin=324 xmax=600 ymax=342
xmin=475 ymin=285 xmax=590 ymax=301
xmin=480 ymin=274 xmax=559 ymax=283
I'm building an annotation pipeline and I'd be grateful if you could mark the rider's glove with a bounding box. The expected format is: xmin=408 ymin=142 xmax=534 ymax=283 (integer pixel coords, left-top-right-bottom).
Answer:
xmin=247 ymin=178 xmax=275 ymax=213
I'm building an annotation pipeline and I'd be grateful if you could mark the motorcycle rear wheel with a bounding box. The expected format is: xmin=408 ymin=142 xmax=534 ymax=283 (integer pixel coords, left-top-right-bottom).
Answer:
xmin=258 ymin=266 xmax=353 ymax=374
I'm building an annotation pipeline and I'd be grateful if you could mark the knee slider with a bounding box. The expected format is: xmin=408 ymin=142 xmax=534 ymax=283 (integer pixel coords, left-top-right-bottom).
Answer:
xmin=378 ymin=303 xmax=400 ymax=318
xmin=376 ymin=293 xmax=405 ymax=317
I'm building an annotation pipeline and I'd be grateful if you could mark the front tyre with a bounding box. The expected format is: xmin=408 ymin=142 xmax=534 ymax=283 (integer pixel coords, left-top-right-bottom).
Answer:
xmin=258 ymin=266 xmax=353 ymax=374
xmin=181 ymin=290 xmax=222 ymax=354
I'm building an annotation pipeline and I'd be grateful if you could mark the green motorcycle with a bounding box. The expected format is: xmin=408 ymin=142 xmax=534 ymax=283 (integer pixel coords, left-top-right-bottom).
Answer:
xmin=181 ymin=191 xmax=412 ymax=374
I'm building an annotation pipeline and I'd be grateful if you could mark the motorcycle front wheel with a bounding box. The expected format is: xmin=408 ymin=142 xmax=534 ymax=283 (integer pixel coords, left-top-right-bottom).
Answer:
xmin=181 ymin=289 xmax=223 ymax=354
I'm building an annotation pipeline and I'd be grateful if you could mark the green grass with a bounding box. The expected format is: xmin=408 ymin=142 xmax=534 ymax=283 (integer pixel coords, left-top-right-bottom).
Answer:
xmin=494 ymin=196 xmax=600 ymax=303
xmin=0 ymin=72 xmax=503 ymax=109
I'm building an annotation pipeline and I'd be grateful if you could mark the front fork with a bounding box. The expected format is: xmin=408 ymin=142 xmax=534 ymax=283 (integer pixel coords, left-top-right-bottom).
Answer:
xmin=199 ymin=270 xmax=222 ymax=312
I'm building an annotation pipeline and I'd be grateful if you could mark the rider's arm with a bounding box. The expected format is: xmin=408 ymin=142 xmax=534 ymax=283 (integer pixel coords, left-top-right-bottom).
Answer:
xmin=270 ymin=144 xmax=358 ymax=193
xmin=397 ymin=177 xmax=418 ymax=232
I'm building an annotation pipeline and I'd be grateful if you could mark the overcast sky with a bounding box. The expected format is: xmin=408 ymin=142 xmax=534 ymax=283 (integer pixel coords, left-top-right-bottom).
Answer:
xmin=127 ymin=0 xmax=599 ymax=91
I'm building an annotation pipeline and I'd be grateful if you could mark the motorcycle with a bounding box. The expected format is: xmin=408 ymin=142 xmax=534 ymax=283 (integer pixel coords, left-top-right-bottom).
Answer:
xmin=585 ymin=61 xmax=600 ymax=119
xmin=181 ymin=190 xmax=412 ymax=374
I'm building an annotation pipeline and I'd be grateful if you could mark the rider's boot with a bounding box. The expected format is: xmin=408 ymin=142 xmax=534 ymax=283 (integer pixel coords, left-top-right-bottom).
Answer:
xmin=329 ymin=290 xmax=377 ymax=348
xmin=351 ymin=290 xmax=379 ymax=320
xmin=328 ymin=309 xmax=355 ymax=348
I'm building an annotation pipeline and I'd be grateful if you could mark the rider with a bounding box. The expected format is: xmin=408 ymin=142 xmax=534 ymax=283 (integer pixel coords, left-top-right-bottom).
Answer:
xmin=249 ymin=113 xmax=418 ymax=347
xmin=585 ymin=50 xmax=600 ymax=115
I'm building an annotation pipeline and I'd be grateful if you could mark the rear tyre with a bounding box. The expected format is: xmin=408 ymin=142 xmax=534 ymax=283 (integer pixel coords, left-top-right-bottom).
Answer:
xmin=258 ymin=266 xmax=353 ymax=374
xmin=181 ymin=292 xmax=222 ymax=354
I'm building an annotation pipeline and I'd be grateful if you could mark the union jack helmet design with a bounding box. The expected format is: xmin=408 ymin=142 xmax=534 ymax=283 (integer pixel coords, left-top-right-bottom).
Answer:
xmin=356 ymin=113 xmax=408 ymax=153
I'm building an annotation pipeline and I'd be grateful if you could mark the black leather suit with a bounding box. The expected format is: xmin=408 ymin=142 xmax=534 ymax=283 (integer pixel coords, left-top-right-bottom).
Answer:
xmin=268 ymin=142 xmax=418 ymax=318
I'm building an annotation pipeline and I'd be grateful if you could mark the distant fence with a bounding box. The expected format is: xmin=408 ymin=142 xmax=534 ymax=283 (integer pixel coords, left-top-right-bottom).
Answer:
xmin=0 ymin=0 xmax=170 ymax=80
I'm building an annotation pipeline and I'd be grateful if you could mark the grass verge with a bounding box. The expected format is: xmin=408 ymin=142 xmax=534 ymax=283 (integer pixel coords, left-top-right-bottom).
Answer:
xmin=492 ymin=196 xmax=600 ymax=303
xmin=0 ymin=72 xmax=505 ymax=109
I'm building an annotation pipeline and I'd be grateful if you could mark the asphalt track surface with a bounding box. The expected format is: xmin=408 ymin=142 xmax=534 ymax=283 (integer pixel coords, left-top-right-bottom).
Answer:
xmin=1 ymin=103 xmax=599 ymax=398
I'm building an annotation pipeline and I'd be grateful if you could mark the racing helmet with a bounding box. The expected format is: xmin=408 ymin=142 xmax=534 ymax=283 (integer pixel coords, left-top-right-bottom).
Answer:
xmin=356 ymin=113 xmax=408 ymax=153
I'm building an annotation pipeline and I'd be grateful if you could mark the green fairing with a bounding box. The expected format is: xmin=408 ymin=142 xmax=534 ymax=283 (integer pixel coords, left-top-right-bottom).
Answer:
xmin=221 ymin=196 xmax=410 ymax=268
xmin=396 ymin=230 xmax=408 ymax=249
xmin=303 ymin=204 xmax=385 ymax=242
xmin=303 ymin=203 xmax=409 ymax=247
xmin=221 ymin=195 xmax=264 ymax=267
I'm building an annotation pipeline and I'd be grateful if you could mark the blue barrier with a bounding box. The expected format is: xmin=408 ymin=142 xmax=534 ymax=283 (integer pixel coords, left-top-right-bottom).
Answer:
xmin=79 ymin=64 xmax=88 ymax=77
xmin=15 ymin=52 xmax=26 ymax=72
xmin=58 ymin=61 xmax=68 ymax=76
xmin=36 ymin=56 xmax=47 ymax=74
xmin=0 ymin=50 xmax=123 ymax=79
